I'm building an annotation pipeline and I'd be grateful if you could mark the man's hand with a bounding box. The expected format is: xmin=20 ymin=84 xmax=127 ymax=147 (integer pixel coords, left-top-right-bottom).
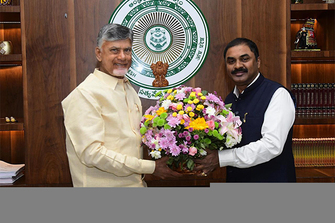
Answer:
xmin=152 ymin=156 xmax=183 ymax=179
xmin=194 ymin=149 xmax=220 ymax=177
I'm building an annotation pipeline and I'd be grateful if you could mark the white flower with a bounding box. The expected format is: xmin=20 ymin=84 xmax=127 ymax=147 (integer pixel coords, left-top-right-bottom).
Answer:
xmin=161 ymin=99 xmax=172 ymax=110
xmin=225 ymin=135 xmax=238 ymax=148
xmin=199 ymin=149 xmax=207 ymax=156
xmin=205 ymin=106 xmax=216 ymax=116
xmin=151 ymin=139 xmax=160 ymax=150
xmin=150 ymin=150 xmax=162 ymax=159
xmin=176 ymin=88 xmax=185 ymax=94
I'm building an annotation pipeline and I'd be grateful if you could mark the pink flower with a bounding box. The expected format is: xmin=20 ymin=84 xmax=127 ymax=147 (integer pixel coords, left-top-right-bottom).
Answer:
xmin=170 ymin=103 xmax=178 ymax=111
xmin=218 ymin=112 xmax=242 ymax=141
xmin=189 ymin=147 xmax=197 ymax=156
xmin=206 ymin=120 xmax=215 ymax=130
xmin=166 ymin=116 xmax=180 ymax=128
xmin=175 ymin=92 xmax=186 ymax=100
xmin=194 ymin=87 xmax=202 ymax=94
xmin=170 ymin=145 xmax=181 ymax=156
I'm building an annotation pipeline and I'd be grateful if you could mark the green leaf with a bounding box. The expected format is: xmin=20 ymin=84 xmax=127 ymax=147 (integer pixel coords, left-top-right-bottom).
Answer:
xmin=140 ymin=127 xmax=147 ymax=135
xmin=166 ymin=157 xmax=174 ymax=165
xmin=204 ymin=138 xmax=211 ymax=144
xmin=187 ymin=159 xmax=195 ymax=170
xmin=225 ymin=103 xmax=232 ymax=109
xmin=160 ymin=112 xmax=168 ymax=119
xmin=164 ymin=124 xmax=171 ymax=130
xmin=157 ymin=119 xmax=165 ymax=126
xmin=221 ymin=109 xmax=229 ymax=116
xmin=153 ymin=117 xmax=160 ymax=123
xmin=155 ymin=91 xmax=163 ymax=97
xmin=213 ymin=130 xmax=219 ymax=137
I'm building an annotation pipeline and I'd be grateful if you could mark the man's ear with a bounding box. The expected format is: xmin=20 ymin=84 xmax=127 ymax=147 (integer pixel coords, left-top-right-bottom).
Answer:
xmin=257 ymin=57 xmax=261 ymax=69
xmin=95 ymin=47 xmax=102 ymax=62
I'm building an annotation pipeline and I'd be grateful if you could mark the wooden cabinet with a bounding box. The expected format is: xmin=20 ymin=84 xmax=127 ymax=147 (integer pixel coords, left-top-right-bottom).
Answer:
xmin=290 ymin=0 xmax=335 ymax=182
xmin=1 ymin=0 xmax=72 ymax=187
xmin=0 ymin=0 xmax=25 ymax=177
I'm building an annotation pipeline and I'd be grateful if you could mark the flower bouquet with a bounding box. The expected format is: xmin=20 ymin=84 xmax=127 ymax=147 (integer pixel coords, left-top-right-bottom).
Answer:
xmin=140 ymin=86 xmax=242 ymax=174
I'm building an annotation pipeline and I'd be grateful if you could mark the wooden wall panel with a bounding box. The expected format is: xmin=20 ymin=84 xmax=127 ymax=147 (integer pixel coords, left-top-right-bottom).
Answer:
xmin=22 ymin=0 xmax=73 ymax=185
xmin=73 ymin=0 xmax=123 ymax=86
xmin=240 ymin=0 xmax=290 ymax=86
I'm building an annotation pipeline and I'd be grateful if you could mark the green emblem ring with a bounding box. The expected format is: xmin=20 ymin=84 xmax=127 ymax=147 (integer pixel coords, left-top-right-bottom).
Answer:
xmin=144 ymin=25 xmax=173 ymax=53
xmin=109 ymin=0 xmax=210 ymax=92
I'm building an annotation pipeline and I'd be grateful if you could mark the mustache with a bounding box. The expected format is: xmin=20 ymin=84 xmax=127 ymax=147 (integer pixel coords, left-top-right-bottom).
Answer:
xmin=231 ymin=68 xmax=248 ymax=74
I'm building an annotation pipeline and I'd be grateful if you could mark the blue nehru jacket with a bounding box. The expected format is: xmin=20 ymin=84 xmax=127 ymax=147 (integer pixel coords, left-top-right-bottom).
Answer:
xmin=224 ymin=74 xmax=296 ymax=182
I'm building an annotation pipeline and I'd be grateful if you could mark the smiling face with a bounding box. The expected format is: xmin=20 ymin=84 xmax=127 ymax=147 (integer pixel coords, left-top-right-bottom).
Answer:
xmin=95 ymin=39 xmax=132 ymax=78
xmin=225 ymin=44 xmax=260 ymax=92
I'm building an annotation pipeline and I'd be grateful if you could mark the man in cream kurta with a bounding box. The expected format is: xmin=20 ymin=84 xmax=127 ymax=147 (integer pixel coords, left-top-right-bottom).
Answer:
xmin=62 ymin=24 xmax=181 ymax=187
xmin=62 ymin=68 xmax=156 ymax=187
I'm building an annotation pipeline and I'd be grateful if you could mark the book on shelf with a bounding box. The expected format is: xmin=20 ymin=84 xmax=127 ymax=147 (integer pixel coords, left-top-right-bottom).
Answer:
xmin=292 ymin=138 xmax=335 ymax=167
xmin=291 ymin=83 xmax=335 ymax=116
xmin=0 ymin=160 xmax=25 ymax=184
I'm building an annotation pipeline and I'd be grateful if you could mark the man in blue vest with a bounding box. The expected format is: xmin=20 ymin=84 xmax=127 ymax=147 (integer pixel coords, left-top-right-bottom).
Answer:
xmin=195 ymin=38 xmax=296 ymax=182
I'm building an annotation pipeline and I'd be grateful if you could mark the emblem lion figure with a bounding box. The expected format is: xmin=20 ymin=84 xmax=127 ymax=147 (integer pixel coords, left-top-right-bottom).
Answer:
xmin=150 ymin=61 xmax=169 ymax=87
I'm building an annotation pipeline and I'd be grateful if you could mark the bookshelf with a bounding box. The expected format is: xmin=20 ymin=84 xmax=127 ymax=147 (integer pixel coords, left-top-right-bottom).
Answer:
xmin=290 ymin=0 xmax=335 ymax=182
xmin=0 ymin=0 xmax=25 ymax=186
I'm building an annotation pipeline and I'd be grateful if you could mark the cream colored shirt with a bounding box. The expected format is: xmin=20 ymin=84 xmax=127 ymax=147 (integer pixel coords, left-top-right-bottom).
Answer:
xmin=61 ymin=68 xmax=155 ymax=187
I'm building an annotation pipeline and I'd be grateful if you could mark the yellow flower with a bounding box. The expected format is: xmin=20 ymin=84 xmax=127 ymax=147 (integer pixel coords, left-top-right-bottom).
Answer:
xmin=190 ymin=92 xmax=196 ymax=98
xmin=188 ymin=100 xmax=193 ymax=104
xmin=177 ymin=104 xmax=183 ymax=110
xmin=167 ymin=89 xmax=173 ymax=94
xmin=185 ymin=117 xmax=209 ymax=130
xmin=172 ymin=112 xmax=177 ymax=117
xmin=197 ymin=92 xmax=203 ymax=96
xmin=156 ymin=107 xmax=167 ymax=116
xmin=193 ymin=99 xmax=199 ymax=104
xmin=144 ymin=114 xmax=155 ymax=121
xmin=187 ymin=106 xmax=193 ymax=112
xmin=189 ymin=112 xmax=195 ymax=117
xmin=178 ymin=111 xmax=185 ymax=115
xmin=180 ymin=119 xmax=185 ymax=124
xmin=201 ymin=96 xmax=206 ymax=100
xmin=167 ymin=95 xmax=174 ymax=100
xmin=196 ymin=105 xmax=204 ymax=111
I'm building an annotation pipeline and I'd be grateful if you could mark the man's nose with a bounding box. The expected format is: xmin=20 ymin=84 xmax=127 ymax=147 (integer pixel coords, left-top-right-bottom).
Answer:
xmin=117 ymin=50 xmax=126 ymax=59
xmin=234 ymin=60 xmax=244 ymax=69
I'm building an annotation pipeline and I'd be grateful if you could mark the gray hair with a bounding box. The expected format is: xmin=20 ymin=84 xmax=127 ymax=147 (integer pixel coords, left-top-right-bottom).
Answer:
xmin=97 ymin=23 xmax=133 ymax=48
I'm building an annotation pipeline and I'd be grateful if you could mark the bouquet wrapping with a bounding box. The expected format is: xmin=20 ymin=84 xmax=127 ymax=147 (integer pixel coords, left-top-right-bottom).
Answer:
xmin=140 ymin=86 xmax=242 ymax=173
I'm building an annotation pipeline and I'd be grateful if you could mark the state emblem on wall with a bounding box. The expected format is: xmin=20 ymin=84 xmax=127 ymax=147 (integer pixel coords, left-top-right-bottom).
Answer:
xmin=110 ymin=0 xmax=209 ymax=99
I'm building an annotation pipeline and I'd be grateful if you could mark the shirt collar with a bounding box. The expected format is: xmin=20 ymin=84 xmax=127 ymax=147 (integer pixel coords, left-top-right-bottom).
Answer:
xmin=93 ymin=68 xmax=128 ymax=90
xmin=233 ymin=72 xmax=260 ymax=98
